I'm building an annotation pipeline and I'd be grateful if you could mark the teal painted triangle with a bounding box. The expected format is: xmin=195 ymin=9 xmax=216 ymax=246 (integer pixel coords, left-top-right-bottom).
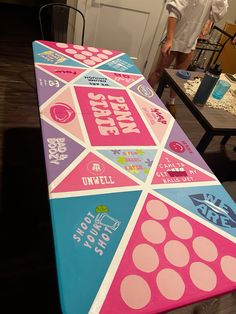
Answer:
xmin=50 ymin=191 xmax=141 ymax=314
xmin=32 ymin=41 xmax=87 ymax=67
xmin=97 ymin=54 xmax=141 ymax=74
xmin=99 ymin=149 xmax=157 ymax=182
xmin=73 ymin=70 xmax=122 ymax=88
xmin=155 ymin=185 xmax=236 ymax=238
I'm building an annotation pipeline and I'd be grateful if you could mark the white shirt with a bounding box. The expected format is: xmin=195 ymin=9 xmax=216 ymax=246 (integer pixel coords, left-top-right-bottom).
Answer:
xmin=166 ymin=0 xmax=228 ymax=53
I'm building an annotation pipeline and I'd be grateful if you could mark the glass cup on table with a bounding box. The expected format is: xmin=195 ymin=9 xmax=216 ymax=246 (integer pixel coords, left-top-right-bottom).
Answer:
xmin=211 ymin=79 xmax=231 ymax=100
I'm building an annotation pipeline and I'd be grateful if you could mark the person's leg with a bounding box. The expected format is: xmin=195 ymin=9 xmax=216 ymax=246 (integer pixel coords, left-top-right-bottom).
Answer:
xmin=167 ymin=51 xmax=193 ymax=116
xmin=148 ymin=51 xmax=176 ymax=88
xmin=172 ymin=50 xmax=193 ymax=94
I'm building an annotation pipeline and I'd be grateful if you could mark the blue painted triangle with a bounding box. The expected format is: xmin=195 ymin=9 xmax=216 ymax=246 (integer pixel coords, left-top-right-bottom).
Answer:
xmin=32 ymin=41 xmax=86 ymax=67
xmin=97 ymin=53 xmax=141 ymax=74
xmin=155 ymin=185 xmax=236 ymax=238
xmin=98 ymin=149 xmax=157 ymax=182
xmin=50 ymin=191 xmax=141 ymax=314
xmin=74 ymin=70 xmax=122 ymax=88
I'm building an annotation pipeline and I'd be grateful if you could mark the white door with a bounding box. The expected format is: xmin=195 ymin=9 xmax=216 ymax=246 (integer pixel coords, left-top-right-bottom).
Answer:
xmin=73 ymin=0 xmax=167 ymax=76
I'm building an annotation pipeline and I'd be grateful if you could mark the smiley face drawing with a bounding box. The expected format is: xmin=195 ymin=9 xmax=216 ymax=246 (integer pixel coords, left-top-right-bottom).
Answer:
xmin=169 ymin=141 xmax=186 ymax=153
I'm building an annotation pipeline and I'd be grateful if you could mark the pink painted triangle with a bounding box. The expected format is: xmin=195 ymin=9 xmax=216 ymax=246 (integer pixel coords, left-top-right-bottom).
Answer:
xmin=38 ymin=64 xmax=86 ymax=82
xmin=43 ymin=40 xmax=121 ymax=67
xmin=100 ymin=193 xmax=236 ymax=314
xmin=152 ymin=151 xmax=216 ymax=185
xmin=131 ymin=92 xmax=172 ymax=144
xmin=100 ymin=70 xmax=142 ymax=87
xmin=52 ymin=152 xmax=139 ymax=193
xmin=41 ymin=87 xmax=85 ymax=142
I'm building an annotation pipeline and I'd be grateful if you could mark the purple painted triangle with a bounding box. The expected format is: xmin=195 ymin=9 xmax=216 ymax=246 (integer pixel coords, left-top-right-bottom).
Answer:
xmin=165 ymin=122 xmax=212 ymax=172
xmin=41 ymin=119 xmax=85 ymax=184
xmin=130 ymin=78 xmax=166 ymax=109
xmin=35 ymin=67 xmax=65 ymax=106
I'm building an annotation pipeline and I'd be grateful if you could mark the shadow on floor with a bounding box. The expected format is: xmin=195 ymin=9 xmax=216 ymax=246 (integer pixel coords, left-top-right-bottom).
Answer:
xmin=203 ymin=149 xmax=236 ymax=202
xmin=0 ymin=128 xmax=61 ymax=313
xmin=203 ymin=149 xmax=236 ymax=182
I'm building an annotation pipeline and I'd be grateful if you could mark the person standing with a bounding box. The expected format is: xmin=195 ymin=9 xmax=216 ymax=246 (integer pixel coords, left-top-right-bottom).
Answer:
xmin=148 ymin=0 xmax=229 ymax=116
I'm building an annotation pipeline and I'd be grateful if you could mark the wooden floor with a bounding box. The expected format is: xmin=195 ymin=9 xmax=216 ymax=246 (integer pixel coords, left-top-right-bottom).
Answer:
xmin=0 ymin=3 xmax=235 ymax=314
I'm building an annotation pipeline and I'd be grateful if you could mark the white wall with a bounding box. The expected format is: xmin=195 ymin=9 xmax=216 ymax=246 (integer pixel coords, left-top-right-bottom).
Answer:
xmin=216 ymin=0 xmax=236 ymax=29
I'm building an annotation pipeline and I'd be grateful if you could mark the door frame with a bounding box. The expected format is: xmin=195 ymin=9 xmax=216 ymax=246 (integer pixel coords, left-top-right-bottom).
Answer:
xmin=68 ymin=0 xmax=168 ymax=78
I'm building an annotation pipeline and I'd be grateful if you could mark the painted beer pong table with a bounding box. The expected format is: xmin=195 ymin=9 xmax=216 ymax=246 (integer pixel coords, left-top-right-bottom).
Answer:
xmin=32 ymin=40 xmax=236 ymax=314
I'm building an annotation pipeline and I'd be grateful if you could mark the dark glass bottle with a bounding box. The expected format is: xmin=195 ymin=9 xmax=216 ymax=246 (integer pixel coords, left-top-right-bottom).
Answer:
xmin=193 ymin=63 xmax=222 ymax=105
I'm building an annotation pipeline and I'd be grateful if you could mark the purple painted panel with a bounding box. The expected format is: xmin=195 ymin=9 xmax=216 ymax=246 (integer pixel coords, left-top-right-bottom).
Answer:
xmin=130 ymin=78 xmax=166 ymax=109
xmin=41 ymin=119 xmax=85 ymax=184
xmin=165 ymin=122 xmax=212 ymax=172
xmin=35 ymin=67 xmax=65 ymax=106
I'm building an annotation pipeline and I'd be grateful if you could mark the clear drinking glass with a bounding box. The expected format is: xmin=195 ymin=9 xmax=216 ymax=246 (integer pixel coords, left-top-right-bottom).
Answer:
xmin=212 ymin=80 xmax=231 ymax=100
xmin=95 ymin=213 xmax=121 ymax=230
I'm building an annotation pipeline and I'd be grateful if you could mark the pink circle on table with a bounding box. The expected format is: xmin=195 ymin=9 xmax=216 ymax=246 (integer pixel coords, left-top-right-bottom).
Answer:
xmin=73 ymin=45 xmax=84 ymax=50
xmin=189 ymin=262 xmax=217 ymax=291
xmin=81 ymin=50 xmax=93 ymax=56
xmin=56 ymin=43 xmax=68 ymax=48
xmin=74 ymin=54 xmax=86 ymax=60
xmin=87 ymin=47 xmax=99 ymax=52
xmin=50 ymin=103 xmax=75 ymax=124
xmin=120 ymin=275 xmax=151 ymax=309
xmin=132 ymin=244 xmax=159 ymax=273
xmin=192 ymin=236 xmax=218 ymax=262
xmin=141 ymin=220 xmax=166 ymax=244
xmin=221 ymin=256 xmax=236 ymax=282
xmin=169 ymin=141 xmax=185 ymax=153
xmin=164 ymin=240 xmax=190 ymax=267
xmin=102 ymin=49 xmax=113 ymax=55
xmin=146 ymin=199 xmax=169 ymax=220
xmin=90 ymin=56 xmax=103 ymax=63
xmin=156 ymin=269 xmax=185 ymax=300
xmin=97 ymin=53 xmax=109 ymax=59
xmin=65 ymin=48 xmax=77 ymax=54
xmin=83 ymin=59 xmax=96 ymax=66
xmin=169 ymin=216 xmax=193 ymax=239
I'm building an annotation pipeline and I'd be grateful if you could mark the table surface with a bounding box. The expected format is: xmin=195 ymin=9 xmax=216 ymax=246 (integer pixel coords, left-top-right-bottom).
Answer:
xmin=164 ymin=69 xmax=236 ymax=131
xmin=33 ymin=40 xmax=236 ymax=314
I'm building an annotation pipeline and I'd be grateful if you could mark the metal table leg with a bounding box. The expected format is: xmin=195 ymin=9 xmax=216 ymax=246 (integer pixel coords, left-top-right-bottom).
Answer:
xmin=156 ymin=73 xmax=167 ymax=98
xmin=220 ymin=135 xmax=230 ymax=145
xmin=197 ymin=132 xmax=214 ymax=154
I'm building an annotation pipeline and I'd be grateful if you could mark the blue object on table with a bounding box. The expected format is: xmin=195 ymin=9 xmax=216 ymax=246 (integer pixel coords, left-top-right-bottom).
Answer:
xmin=176 ymin=70 xmax=191 ymax=79
xmin=212 ymin=79 xmax=231 ymax=100
xmin=193 ymin=63 xmax=222 ymax=105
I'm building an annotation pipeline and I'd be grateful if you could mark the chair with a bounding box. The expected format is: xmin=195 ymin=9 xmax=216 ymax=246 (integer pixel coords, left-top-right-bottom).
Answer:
xmin=39 ymin=3 xmax=85 ymax=45
xmin=189 ymin=25 xmax=235 ymax=72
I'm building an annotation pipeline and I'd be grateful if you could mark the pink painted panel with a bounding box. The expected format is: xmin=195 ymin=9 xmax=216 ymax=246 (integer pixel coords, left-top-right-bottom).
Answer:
xmin=74 ymin=86 xmax=156 ymax=146
xmin=101 ymin=193 xmax=236 ymax=313
xmin=52 ymin=152 xmax=138 ymax=193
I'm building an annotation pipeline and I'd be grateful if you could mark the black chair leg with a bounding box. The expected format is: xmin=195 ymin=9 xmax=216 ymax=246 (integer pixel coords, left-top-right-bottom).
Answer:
xmin=220 ymin=135 xmax=230 ymax=145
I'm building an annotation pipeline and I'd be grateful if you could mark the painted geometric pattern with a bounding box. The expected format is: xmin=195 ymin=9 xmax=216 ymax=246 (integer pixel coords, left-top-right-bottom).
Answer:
xmin=32 ymin=40 xmax=236 ymax=314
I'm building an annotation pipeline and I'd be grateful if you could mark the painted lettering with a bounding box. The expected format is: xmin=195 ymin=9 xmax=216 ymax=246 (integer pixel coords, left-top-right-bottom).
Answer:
xmin=94 ymin=247 xmax=103 ymax=256
xmin=88 ymin=92 xmax=106 ymax=101
xmin=98 ymin=125 xmax=120 ymax=136
xmin=84 ymin=241 xmax=92 ymax=249
xmin=119 ymin=122 xmax=140 ymax=134
xmin=88 ymin=92 xmax=141 ymax=136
